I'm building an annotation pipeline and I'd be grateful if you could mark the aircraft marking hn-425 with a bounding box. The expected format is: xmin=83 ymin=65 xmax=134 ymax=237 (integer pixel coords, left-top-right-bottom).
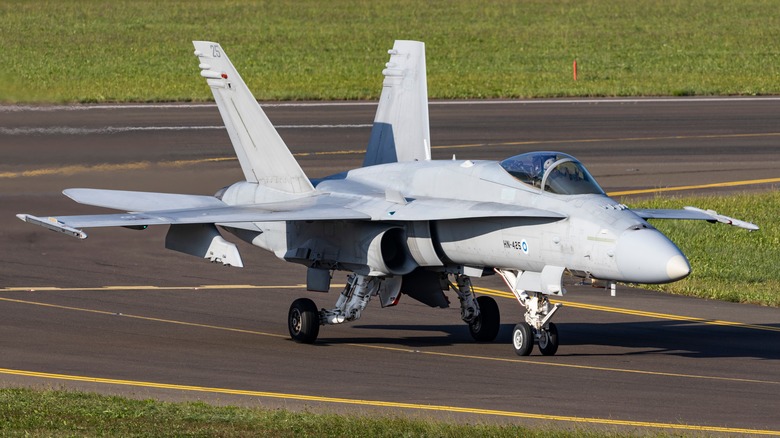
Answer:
xmin=18 ymin=40 xmax=758 ymax=356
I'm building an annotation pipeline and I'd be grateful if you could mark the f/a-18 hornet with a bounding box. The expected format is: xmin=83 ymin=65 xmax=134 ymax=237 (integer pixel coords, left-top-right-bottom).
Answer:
xmin=18 ymin=40 xmax=758 ymax=356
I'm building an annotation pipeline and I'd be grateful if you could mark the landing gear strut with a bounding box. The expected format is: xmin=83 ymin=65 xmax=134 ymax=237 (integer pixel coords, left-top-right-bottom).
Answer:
xmin=449 ymin=274 xmax=500 ymax=343
xmin=497 ymin=268 xmax=563 ymax=356
xmin=320 ymin=273 xmax=382 ymax=325
xmin=287 ymin=273 xmax=387 ymax=344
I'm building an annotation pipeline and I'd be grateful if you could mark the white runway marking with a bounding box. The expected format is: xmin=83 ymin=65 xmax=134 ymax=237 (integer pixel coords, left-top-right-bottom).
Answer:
xmin=0 ymin=104 xmax=218 ymax=112
xmin=3 ymin=96 xmax=780 ymax=112
xmin=0 ymin=124 xmax=371 ymax=135
xmin=0 ymin=126 xmax=223 ymax=135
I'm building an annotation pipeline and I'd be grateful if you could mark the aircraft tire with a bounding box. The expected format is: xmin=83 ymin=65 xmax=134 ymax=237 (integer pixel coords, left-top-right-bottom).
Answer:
xmin=538 ymin=322 xmax=559 ymax=356
xmin=288 ymin=298 xmax=320 ymax=344
xmin=512 ymin=322 xmax=534 ymax=356
xmin=469 ymin=296 xmax=500 ymax=342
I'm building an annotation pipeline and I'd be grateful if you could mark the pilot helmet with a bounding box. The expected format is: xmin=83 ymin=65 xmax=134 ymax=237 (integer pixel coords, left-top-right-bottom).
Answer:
xmin=533 ymin=155 xmax=557 ymax=177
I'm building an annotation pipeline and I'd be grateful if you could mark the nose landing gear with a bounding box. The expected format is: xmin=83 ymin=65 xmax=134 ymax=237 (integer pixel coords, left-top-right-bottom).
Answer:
xmin=511 ymin=321 xmax=559 ymax=356
xmin=497 ymin=267 xmax=565 ymax=356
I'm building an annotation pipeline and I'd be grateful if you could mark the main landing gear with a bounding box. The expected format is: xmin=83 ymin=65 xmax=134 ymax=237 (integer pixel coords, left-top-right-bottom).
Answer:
xmin=497 ymin=269 xmax=563 ymax=356
xmin=288 ymin=273 xmax=383 ymax=344
xmin=287 ymin=272 xmax=503 ymax=345
xmin=449 ymin=274 xmax=500 ymax=343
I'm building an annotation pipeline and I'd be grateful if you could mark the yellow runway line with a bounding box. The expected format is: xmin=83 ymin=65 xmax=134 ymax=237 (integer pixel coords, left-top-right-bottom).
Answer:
xmin=0 ymin=367 xmax=778 ymax=435
xmin=608 ymin=177 xmax=780 ymax=196
xmin=2 ymin=292 xmax=779 ymax=386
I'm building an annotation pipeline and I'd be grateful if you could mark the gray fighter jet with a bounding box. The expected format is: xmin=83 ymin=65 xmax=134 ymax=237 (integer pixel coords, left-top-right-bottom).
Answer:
xmin=18 ymin=40 xmax=758 ymax=356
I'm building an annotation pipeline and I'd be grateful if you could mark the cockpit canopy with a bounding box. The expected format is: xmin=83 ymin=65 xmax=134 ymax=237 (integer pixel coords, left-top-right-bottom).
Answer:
xmin=499 ymin=152 xmax=604 ymax=195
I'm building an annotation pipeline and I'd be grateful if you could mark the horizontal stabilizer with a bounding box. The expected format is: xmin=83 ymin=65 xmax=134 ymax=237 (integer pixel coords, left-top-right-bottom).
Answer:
xmin=64 ymin=188 xmax=226 ymax=212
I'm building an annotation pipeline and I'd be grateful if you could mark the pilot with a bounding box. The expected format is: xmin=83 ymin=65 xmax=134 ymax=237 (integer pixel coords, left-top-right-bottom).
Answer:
xmin=530 ymin=155 xmax=557 ymax=186
xmin=543 ymin=157 xmax=556 ymax=172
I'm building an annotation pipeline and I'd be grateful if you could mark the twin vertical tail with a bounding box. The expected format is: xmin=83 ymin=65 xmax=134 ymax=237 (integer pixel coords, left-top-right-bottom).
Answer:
xmin=193 ymin=41 xmax=314 ymax=194
xmin=363 ymin=40 xmax=431 ymax=167
xmin=194 ymin=40 xmax=430 ymax=178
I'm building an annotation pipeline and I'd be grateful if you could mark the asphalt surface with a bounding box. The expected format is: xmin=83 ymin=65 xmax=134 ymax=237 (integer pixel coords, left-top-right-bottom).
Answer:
xmin=1 ymin=99 xmax=779 ymax=435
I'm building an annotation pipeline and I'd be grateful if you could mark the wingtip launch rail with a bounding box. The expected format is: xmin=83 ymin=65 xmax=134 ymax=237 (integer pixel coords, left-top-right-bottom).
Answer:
xmin=16 ymin=214 xmax=88 ymax=240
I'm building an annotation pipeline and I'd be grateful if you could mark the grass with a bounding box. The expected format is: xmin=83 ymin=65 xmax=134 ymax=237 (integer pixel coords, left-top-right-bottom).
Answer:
xmin=0 ymin=387 xmax=631 ymax=438
xmin=624 ymin=191 xmax=779 ymax=307
xmin=2 ymin=0 xmax=780 ymax=102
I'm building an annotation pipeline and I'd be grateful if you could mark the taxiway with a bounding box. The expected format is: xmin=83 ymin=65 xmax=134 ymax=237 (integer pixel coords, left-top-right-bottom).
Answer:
xmin=1 ymin=99 xmax=779 ymax=434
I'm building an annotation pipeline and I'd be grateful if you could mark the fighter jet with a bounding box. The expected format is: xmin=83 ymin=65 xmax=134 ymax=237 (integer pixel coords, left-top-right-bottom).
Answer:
xmin=17 ymin=40 xmax=758 ymax=356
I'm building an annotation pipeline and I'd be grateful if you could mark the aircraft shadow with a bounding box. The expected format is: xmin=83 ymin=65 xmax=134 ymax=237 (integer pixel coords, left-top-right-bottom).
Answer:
xmin=316 ymin=323 xmax=467 ymax=348
xmin=319 ymin=320 xmax=780 ymax=360
xmin=551 ymin=320 xmax=780 ymax=360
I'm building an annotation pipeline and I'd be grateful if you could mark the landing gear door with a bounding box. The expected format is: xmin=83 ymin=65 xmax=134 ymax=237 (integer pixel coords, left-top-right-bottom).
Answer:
xmin=515 ymin=265 xmax=566 ymax=296
xmin=377 ymin=276 xmax=403 ymax=307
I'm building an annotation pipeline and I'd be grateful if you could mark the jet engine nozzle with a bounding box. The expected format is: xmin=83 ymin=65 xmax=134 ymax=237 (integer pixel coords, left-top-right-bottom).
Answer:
xmin=615 ymin=228 xmax=691 ymax=284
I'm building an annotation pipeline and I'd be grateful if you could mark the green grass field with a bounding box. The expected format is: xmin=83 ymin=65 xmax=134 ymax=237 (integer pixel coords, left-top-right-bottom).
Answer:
xmin=2 ymin=0 xmax=780 ymax=102
xmin=0 ymin=388 xmax=626 ymax=438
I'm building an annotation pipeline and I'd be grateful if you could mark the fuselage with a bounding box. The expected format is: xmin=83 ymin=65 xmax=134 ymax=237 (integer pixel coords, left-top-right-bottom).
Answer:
xmin=220 ymin=154 xmax=691 ymax=285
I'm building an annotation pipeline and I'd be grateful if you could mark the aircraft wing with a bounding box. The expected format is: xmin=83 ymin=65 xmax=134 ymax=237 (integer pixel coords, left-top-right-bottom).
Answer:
xmin=17 ymin=202 xmax=370 ymax=239
xmin=26 ymin=206 xmax=370 ymax=228
xmin=632 ymin=206 xmax=758 ymax=230
xmin=19 ymin=187 xmax=565 ymax=239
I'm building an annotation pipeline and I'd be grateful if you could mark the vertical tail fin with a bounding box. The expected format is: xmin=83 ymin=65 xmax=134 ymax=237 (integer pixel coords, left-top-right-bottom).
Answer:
xmin=363 ymin=40 xmax=431 ymax=167
xmin=193 ymin=41 xmax=314 ymax=194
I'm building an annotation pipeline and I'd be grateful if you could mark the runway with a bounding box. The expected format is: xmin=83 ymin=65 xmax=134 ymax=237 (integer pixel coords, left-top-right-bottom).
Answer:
xmin=2 ymin=99 xmax=780 ymax=434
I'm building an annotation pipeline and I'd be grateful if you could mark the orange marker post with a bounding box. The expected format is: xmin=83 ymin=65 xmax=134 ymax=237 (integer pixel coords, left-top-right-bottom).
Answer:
xmin=573 ymin=60 xmax=578 ymax=81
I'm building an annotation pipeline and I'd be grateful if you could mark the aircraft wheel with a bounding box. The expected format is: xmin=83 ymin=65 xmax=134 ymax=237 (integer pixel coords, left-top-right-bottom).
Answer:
xmin=468 ymin=296 xmax=500 ymax=342
xmin=538 ymin=322 xmax=559 ymax=356
xmin=288 ymin=298 xmax=320 ymax=344
xmin=512 ymin=322 xmax=534 ymax=356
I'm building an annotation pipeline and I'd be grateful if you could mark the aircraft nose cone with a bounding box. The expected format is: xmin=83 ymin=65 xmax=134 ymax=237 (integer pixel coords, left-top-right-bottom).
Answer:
xmin=665 ymin=254 xmax=691 ymax=280
xmin=615 ymin=228 xmax=691 ymax=284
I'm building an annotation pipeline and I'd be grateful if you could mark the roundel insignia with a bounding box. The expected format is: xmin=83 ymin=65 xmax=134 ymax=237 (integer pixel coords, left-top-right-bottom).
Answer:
xmin=521 ymin=239 xmax=529 ymax=254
